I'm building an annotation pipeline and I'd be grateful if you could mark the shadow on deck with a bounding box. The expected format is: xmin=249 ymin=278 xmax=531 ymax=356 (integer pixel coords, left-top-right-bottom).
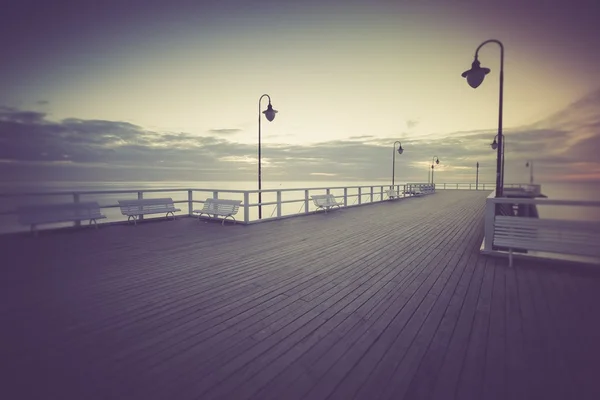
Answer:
xmin=1 ymin=191 xmax=598 ymax=400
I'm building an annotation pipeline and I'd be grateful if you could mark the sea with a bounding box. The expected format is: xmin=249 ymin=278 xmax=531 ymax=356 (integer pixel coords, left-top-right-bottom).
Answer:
xmin=0 ymin=180 xmax=598 ymax=234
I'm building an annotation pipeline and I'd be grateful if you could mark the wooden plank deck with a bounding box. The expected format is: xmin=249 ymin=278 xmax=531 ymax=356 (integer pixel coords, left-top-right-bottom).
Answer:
xmin=1 ymin=190 xmax=599 ymax=400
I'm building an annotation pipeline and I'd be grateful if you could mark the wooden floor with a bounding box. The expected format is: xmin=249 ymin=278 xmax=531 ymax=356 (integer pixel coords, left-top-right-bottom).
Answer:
xmin=1 ymin=191 xmax=599 ymax=400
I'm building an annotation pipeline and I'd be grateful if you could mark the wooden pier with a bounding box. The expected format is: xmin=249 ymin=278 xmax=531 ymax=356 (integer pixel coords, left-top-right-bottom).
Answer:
xmin=1 ymin=190 xmax=598 ymax=400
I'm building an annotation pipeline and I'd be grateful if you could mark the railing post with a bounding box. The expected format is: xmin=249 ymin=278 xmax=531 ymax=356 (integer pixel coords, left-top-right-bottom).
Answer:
xmin=443 ymin=183 xmax=446 ymax=189
xmin=244 ymin=192 xmax=250 ymax=224
xmin=469 ymin=183 xmax=472 ymax=190
xmin=380 ymin=186 xmax=384 ymax=201
xmin=483 ymin=198 xmax=496 ymax=252
xmin=73 ymin=193 xmax=81 ymax=227
xmin=213 ymin=191 xmax=218 ymax=199
xmin=304 ymin=190 xmax=309 ymax=213
xmin=137 ymin=191 xmax=144 ymax=221
xmin=370 ymin=186 xmax=374 ymax=203
xmin=276 ymin=190 xmax=282 ymax=218
xmin=344 ymin=188 xmax=348 ymax=206
xmin=187 ymin=190 xmax=193 ymax=216
xmin=358 ymin=187 xmax=362 ymax=205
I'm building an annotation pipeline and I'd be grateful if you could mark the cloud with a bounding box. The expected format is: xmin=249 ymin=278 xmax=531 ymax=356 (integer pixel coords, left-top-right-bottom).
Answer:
xmin=348 ymin=135 xmax=375 ymax=140
xmin=208 ymin=128 xmax=242 ymax=135
xmin=1 ymin=88 xmax=599 ymax=183
xmin=406 ymin=119 xmax=419 ymax=129
xmin=0 ymin=107 xmax=46 ymax=124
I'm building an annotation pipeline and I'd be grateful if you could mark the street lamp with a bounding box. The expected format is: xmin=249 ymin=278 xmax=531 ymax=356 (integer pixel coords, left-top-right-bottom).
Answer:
xmin=526 ymin=161 xmax=534 ymax=184
xmin=430 ymin=156 xmax=440 ymax=184
xmin=391 ymin=141 xmax=404 ymax=193
xmin=462 ymin=39 xmax=505 ymax=197
xmin=258 ymin=94 xmax=278 ymax=219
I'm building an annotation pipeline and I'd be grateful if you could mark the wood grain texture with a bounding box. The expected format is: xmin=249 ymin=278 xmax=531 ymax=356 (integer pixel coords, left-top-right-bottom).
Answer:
xmin=1 ymin=190 xmax=599 ymax=400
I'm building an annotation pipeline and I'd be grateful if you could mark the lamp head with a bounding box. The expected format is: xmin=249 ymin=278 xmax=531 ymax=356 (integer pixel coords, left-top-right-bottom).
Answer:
xmin=461 ymin=58 xmax=491 ymax=89
xmin=435 ymin=158 xmax=440 ymax=165
xmin=397 ymin=144 xmax=404 ymax=155
xmin=526 ymin=161 xmax=530 ymax=167
xmin=491 ymin=138 xmax=498 ymax=150
xmin=263 ymin=103 xmax=278 ymax=122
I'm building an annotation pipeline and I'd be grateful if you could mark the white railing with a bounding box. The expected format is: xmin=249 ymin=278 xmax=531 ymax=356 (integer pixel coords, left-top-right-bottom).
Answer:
xmin=481 ymin=192 xmax=600 ymax=264
xmin=0 ymin=181 xmax=493 ymax=234
xmin=434 ymin=182 xmax=511 ymax=190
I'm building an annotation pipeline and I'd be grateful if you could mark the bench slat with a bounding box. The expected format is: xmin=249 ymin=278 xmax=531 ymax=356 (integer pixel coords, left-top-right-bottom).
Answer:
xmin=193 ymin=198 xmax=241 ymax=218
xmin=493 ymin=215 xmax=600 ymax=258
xmin=118 ymin=198 xmax=181 ymax=217
xmin=311 ymin=194 xmax=341 ymax=210
xmin=18 ymin=202 xmax=106 ymax=226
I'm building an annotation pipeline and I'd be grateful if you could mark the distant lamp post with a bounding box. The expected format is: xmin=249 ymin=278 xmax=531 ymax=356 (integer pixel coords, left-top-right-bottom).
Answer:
xmin=391 ymin=141 xmax=404 ymax=190
xmin=258 ymin=94 xmax=278 ymax=219
xmin=462 ymin=39 xmax=504 ymax=197
xmin=476 ymin=162 xmax=479 ymax=190
xmin=526 ymin=161 xmax=534 ymax=184
xmin=430 ymin=156 xmax=440 ymax=184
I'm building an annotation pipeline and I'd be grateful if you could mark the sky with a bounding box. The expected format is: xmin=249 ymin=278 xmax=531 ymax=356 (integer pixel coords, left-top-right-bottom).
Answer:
xmin=1 ymin=0 xmax=600 ymax=186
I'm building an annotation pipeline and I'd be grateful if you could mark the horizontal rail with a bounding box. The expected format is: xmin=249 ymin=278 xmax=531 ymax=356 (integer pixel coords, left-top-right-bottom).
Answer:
xmin=489 ymin=198 xmax=600 ymax=207
xmin=0 ymin=182 xmax=501 ymax=234
xmin=482 ymin=192 xmax=600 ymax=265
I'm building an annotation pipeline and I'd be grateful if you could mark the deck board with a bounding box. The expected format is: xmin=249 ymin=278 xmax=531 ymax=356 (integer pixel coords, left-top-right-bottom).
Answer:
xmin=1 ymin=190 xmax=600 ymax=400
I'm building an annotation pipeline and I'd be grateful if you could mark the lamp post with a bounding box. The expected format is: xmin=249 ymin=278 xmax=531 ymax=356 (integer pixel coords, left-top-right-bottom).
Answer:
xmin=490 ymin=134 xmax=505 ymax=190
xmin=391 ymin=141 xmax=404 ymax=193
xmin=526 ymin=161 xmax=534 ymax=184
xmin=462 ymin=39 xmax=504 ymax=197
xmin=258 ymin=94 xmax=278 ymax=219
xmin=430 ymin=156 xmax=440 ymax=184
xmin=476 ymin=162 xmax=479 ymax=190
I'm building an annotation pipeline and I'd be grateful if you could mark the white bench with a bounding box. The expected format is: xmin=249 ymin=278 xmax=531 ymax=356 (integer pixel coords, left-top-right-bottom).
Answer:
xmin=311 ymin=194 xmax=342 ymax=213
xmin=386 ymin=189 xmax=402 ymax=200
xmin=17 ymin=201 xmax=106 ymax=234
xmin=493 ymin=215 xmax=600 ymax=266
xmin=405 ymin=184 xmax=435 ymax=196
xmin=118 ymin=198 xmax=180 ymax=225
xmin=193 ymin=198 xmax=242 ymax=225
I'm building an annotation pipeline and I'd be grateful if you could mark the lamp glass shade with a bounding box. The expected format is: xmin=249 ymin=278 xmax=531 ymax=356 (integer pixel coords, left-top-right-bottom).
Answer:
xmin=491 ymin=139 xmax=498 ymax=150
xmin=466 ymin=71 xmax=486 ymax=88
xmin=435 ymin=158 xmax=440 ymax=165
xmin=397 ymin=145 xmax=404 ymax=155
xmin=461 ymin=59 xmax=491 ymax=89
xmin=263 ymin=104 xmax=278 ymax=122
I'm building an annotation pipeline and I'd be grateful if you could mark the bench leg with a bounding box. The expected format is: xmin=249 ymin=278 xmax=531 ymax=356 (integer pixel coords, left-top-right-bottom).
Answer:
xmin=222 ymin=215 xmax=236 ymax=226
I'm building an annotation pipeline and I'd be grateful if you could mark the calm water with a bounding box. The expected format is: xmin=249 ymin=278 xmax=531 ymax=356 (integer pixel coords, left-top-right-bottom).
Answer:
xmin=0 ymin=180 xmax=598 ymax=233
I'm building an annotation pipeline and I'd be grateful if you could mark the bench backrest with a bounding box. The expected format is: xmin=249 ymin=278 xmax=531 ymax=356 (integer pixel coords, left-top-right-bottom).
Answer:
xmin=18 ymin=201 xmax=104 ymax=224
xmin=493 ymin=215 xmax=600 ymax=257
xmin=311 ymin=194 xmax=338 ymax=207
xmin=118 ymin=198 xmax=177 ymax=215
xmin=201 ymin=198 xmax=241 ymax=215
